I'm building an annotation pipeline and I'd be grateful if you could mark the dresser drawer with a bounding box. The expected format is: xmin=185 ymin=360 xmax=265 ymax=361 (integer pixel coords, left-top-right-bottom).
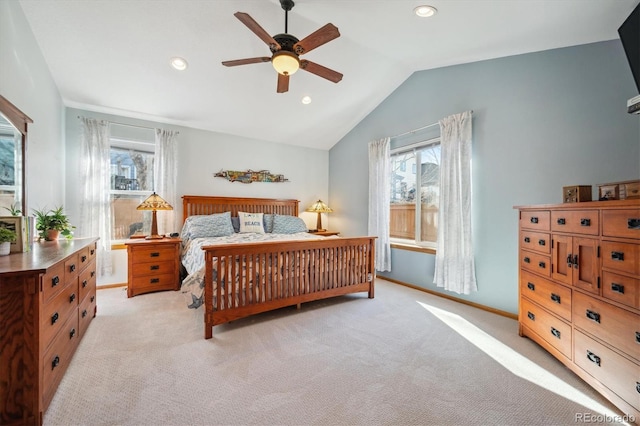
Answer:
xmin=131 ymin=246 xmax=177 ymax=263
xmin=602 ymin=209 xmax=640 ymax=239
xmin=41 ymin=279 xmax=79 ymax=350
xmin=79 ymin=286 xmax=96 ymax=337
xmin=64 ymin=253 xmax=80 ymax=284
xmin=520 ymin=210 xmax=550 ymax=231
xmin=572 ymin=292 xmax=640 ymax=361
xmin=520 ymin=269 xmax=571 ymax=321
xmin=41 ymin=309 xmax=79 ymax=410
xmin=42 ymin=261 xmax=66 ymax=304
xmin=78 ymin=261 xmax=96 ymax=302
xmin=601 ymin=241 xmax=640 ymax=276
xmin=574 ymin=330 xmax=640 ymax=412
xmin=520 ymin=230 xmax=550 ymax=255
xmin=520 ymin=250 xmax=551 ymax=277
xmin=602 ymin=270 xmax=640 ymax=310
xmin=550 ymin=210 xmax=599 ymax=235
xmin=520 ymin=297 xmax=572 ymax=359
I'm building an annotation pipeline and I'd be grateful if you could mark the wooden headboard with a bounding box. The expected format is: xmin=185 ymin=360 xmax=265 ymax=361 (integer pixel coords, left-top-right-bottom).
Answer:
xmin=182 ymin=196 xmax=299 ymax=222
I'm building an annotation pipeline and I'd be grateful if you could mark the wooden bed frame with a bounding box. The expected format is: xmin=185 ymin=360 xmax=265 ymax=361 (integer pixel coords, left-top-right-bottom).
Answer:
xmin=182 ymin=196 xmax=376 ymax=339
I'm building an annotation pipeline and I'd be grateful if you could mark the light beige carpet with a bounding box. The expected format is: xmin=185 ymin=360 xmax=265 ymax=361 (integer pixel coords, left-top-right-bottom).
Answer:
xmin=44 ymin=279 xmax=628 ymax=425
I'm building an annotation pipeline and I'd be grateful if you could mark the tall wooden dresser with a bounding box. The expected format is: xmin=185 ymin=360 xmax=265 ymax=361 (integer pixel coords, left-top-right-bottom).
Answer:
xmin=0 ymin=238 xmax=98 ymax=425
xmin=516 ymin=200 xmax=639 ymax=421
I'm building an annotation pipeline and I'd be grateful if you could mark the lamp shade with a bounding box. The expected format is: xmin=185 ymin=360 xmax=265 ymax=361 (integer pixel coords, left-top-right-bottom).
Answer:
xmin=136 ymin=192 xmax=173 ymax=239
xmin=272 ymin=50 xmax=300 ymax=76
xmin=306 ymin=199 xmax=333 ymax=232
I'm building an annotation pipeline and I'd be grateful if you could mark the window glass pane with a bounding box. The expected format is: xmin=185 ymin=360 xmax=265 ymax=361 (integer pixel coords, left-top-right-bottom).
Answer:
xmin=0 ymin=130 xmax=20 ymax=212
xmin=110 ymin=147 xmax=154 ymax=191
xmin=111 ymin=193 xmax=151 ymax=240
xmin=390 ymin=151 xmax=417 ymax=240
xmin=418 ymin=144 xmax=440 ymax=243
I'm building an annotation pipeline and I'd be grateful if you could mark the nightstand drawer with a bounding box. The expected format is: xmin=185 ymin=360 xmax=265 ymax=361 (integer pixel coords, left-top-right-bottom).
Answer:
xmin=131 ymin=246 xmax=177 ymax=263
xmin=130 ymin=273 xmax=177 ymax=295
xmin=131 ymin=260 xmax=175 ymax=277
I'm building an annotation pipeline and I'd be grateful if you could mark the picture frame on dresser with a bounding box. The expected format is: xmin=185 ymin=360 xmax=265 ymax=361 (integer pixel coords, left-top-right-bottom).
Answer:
xmin=0 ymin=215 xmax=27 ymax=253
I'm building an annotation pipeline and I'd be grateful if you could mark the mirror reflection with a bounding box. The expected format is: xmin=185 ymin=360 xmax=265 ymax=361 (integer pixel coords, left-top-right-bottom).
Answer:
xmin=0 ymin=113 xmax=22 ymax=215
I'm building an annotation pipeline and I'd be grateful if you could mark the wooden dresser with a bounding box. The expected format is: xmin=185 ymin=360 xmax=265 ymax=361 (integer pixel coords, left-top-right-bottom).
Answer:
xmin=0 ymin=238 xmax=98 ymax=425
xmin=125 ymin=237 xmax=181 ymax=298
xmin=516 ymin=200 xmax=639 ymax=421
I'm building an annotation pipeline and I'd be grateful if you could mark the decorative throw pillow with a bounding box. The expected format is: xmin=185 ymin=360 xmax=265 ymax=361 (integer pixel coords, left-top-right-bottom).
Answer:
xmin=186 ymin=212 xmax=234 ymax=238
xmin=231 ymin=216 xmax=240 ymax=233
xmin=263 ymin=213 xmax=274 ymax=233
xmin=238 ymin=212 xmax=265 ymax=234
xmin=272 ymin=214 xmax=308 ymax=234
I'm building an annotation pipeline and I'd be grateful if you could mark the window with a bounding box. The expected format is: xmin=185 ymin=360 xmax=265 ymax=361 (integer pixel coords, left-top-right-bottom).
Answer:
xmin=0 ymin=119 xmax=21 ymax=212
xmin=390 ymin=138 xmax=440 ymax=247
xmin=110 ymin=137 xmax=155 ymax=241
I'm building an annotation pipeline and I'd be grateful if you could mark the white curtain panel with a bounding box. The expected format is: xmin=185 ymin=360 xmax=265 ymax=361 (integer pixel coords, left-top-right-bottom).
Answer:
xmin=434 ymin=111 xmax=477 ymax=294
xmin=368 ymin=137 xmax=391 ymax=272
xmin=79 ymin=117 xmax=113 ymax=276
xmin=154 ymin=129 xmax=178 ymax=235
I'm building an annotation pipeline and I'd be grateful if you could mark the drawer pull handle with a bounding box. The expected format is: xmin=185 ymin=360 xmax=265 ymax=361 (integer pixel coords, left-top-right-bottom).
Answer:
xmin=611 ymin=251 xmax=624 ymax=261
xmin=51 ymin=312 xmax=59 ymax=325
xmin=82 ymin=309 xmax=88 ymax=318
xmin=150 ymin=278 xmax=160 ymax=284
xmin=91 ymin=271 xmax=95 ymax=278
xmin=82 ymin=280 xmax=88 ymax=288
xmin=52 ymin=276 xmax=60 ymax=287
xmin=530 ymin=217 xmax=538 ymax=224
xmin=550 ymin=327 xmax=561 ymax=339
xmin=70 ymin=328 xmax=76 ymax=339
xmin=636 ymin=382 xmax=640 ymax=394
xmin=90 ymin=249 xmax=95 ymax=255
xmin=586 ymin=309 xmax=600 ymax=323
xmin=69 ymin=293 xmax=76 ymax=303
xmin=628 ymin=218 xmax=640 ymax=229
xmin=52 ymin=356 xmax=60 ymax=370
xmin=538 ymin=239 xmax=545 ymax=246
xmin=567 ymin=255 xmax=573 ymax=267
xmin=523 ymin=257 xmax=530 ymax=264
xmin=69 ymin=264 xmax=76 ymax=272
xmin=557 ymin=218 xmax=566 ymax=225
xmin=580 ymin=218 xmax=591 ymax=227
xmin=635 ymin=331 xmax=640 ymax=344
xmin=81 ymin=255 xmax=87 ymax=262
xmin=527 ymin=282 xmax=535 ymax=291
xmin=150 ymin=265 xmax=160 ymax=270
xmin=527 ymin=311 xmax=535 ymax=321
xmin=150 ymin=252 xmax=160 ymax=257
xmin=524 ymin=237 xmax=530 ymax=243
xmin=586 ymin=350 xmax=601 ymax=367
xmin=572 ymin=254 xmax=578 ymax=269
xmin=538 ymin=261 xmax=546 ymax=268
xmin=550 ymin=293 xmax=561 ymax=304
xmin=91 ymin=295 xmax=95 ymax=303
xmin=611 ymin=283 xmax=625 ymax=294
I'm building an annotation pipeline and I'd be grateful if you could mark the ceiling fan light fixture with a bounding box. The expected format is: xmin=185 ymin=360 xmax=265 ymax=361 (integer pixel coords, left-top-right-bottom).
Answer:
xmin=272 ymin=50 xmax=300 ymax=76
xmin=414 ymin=5 xmax=437 ymax=17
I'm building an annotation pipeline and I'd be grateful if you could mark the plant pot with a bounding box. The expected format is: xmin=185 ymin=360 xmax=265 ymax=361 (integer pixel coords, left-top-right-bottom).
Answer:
xmin=45 ymin=229 xmax=60 ymax=241
xmin=0 ymin=241 xmax=10 ymax=256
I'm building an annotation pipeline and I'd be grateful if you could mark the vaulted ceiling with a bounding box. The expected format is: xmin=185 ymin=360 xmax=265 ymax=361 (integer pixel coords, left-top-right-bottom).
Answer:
xmin=18 ymin=0 xmax=639 ymax=149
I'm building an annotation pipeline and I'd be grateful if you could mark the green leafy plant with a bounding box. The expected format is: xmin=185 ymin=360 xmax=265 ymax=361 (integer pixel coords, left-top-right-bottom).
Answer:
xmin=2 ymin=202 xmax=22 ymax=216
xmin=0 ymin=227 xmax=17 ymax=243
xmin=33 ymin=206 xmax=75 ymax=241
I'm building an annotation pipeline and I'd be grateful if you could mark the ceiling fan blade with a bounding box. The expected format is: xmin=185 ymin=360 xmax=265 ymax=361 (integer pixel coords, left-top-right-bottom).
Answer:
xmin=300 ymin=60 xmax=343 ymax=83
xmin=293 ymin=23 xmax=340 ymax=55
xmin=277 ymin=73 xmax=290 ymax=93
xmin=222 ymin=57 xmax=271 ymax=67
xmin=234 ymin=12 xmax=281 ymax=51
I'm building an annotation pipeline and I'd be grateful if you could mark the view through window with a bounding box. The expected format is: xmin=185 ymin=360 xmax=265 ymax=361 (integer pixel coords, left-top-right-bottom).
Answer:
xmin=0 ymin=118 xmax=21 ymax=213
xmin=390 ymin=139 xmax=440 ymax=246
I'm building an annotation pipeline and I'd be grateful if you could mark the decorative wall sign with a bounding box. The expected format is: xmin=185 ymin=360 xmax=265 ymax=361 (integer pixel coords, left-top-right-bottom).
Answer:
xmin=214 ymin=169 xmax=289 ymax=184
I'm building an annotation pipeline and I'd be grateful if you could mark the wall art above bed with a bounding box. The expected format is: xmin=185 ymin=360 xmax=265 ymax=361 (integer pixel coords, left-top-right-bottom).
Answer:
xmin=214 ymin=169 xmax=289 ymax=184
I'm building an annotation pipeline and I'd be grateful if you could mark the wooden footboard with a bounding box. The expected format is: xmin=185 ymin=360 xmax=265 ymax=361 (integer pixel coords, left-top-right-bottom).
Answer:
xmin=202 ymin=237 xmax=376 ymax=338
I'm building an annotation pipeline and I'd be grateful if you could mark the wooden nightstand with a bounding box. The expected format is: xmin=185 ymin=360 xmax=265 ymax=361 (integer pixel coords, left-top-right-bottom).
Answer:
xmin=309 ymin=230 xmax=340 ymax=237
xmin=125 ymin=237 xmax=181 ymax=297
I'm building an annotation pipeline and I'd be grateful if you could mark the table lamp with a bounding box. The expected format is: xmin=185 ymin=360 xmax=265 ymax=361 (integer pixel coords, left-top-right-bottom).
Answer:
xmin=305 ymin=199 xmax=333 ymax=232
xmin=136 ymin=192 xmax=173 ymax=239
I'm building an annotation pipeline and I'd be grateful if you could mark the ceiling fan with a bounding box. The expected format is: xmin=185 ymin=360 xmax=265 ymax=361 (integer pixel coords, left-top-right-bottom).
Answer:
xmin=221 ymin=0 xmax=343 ymax=93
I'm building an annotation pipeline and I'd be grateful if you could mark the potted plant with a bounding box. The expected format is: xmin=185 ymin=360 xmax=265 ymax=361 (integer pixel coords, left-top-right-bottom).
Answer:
xmin=0 ymin=227 xmax=17 ymax=255
xmin=2 ymin=202 xmax=22 ymax=216
xmin=33 ymin=206 xmax=75 ymax=241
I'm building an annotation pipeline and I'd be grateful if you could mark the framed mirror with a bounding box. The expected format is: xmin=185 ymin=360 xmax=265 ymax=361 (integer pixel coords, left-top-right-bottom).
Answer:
xmin=0 ymin=95 xmax=32 ymax=217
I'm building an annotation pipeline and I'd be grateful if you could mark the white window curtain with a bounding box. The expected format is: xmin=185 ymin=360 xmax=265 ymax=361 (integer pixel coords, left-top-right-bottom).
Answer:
xmin=434 ymin=111 xmax=477 ymax=294
xmin=79 ymin=117 xmax=113 ymax=277
xmin=368 ymin=137 xmax=391 ymax=272
xmin=154 ymin=129 xmax=178 ymax=235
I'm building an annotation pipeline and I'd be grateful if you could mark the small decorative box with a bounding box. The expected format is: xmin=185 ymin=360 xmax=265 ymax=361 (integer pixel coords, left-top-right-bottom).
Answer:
xmin=563 ymin=185 xmax=592 ymax=203
xmin=597 ymin=179 xmax=640 ymax=200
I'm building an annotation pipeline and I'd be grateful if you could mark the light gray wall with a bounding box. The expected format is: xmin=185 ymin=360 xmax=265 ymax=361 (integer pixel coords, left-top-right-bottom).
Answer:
xmin=0 ymin=0 xmax=65 ymax=213
xmin=329 ymin=40 xmax=640 ymax=314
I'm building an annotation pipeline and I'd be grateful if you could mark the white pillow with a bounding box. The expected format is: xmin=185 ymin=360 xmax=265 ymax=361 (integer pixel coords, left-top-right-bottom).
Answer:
xmin=238 ymin=212 xmax=265 ymax=234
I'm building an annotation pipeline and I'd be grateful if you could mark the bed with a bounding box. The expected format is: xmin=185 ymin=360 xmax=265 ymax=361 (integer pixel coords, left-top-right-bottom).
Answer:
xmin=181 ymin=195 xmax=377 ymax=339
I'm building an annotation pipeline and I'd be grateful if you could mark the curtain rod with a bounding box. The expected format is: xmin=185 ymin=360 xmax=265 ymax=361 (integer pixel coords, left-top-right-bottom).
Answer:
xmin=389 ymin=110 xmax=474 ymax=140
xmin=77 ymin=116 xmax=179 ymax=134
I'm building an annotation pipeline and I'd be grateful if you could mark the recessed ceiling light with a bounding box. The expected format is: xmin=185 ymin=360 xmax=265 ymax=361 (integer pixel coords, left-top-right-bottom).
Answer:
xmin=414 ymin=5 xmax=437 ymax=17
xmin=301 ymin=96 xmax=312 ymax=105
xmin=170 ymin=57 xmax=188 ymax=71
